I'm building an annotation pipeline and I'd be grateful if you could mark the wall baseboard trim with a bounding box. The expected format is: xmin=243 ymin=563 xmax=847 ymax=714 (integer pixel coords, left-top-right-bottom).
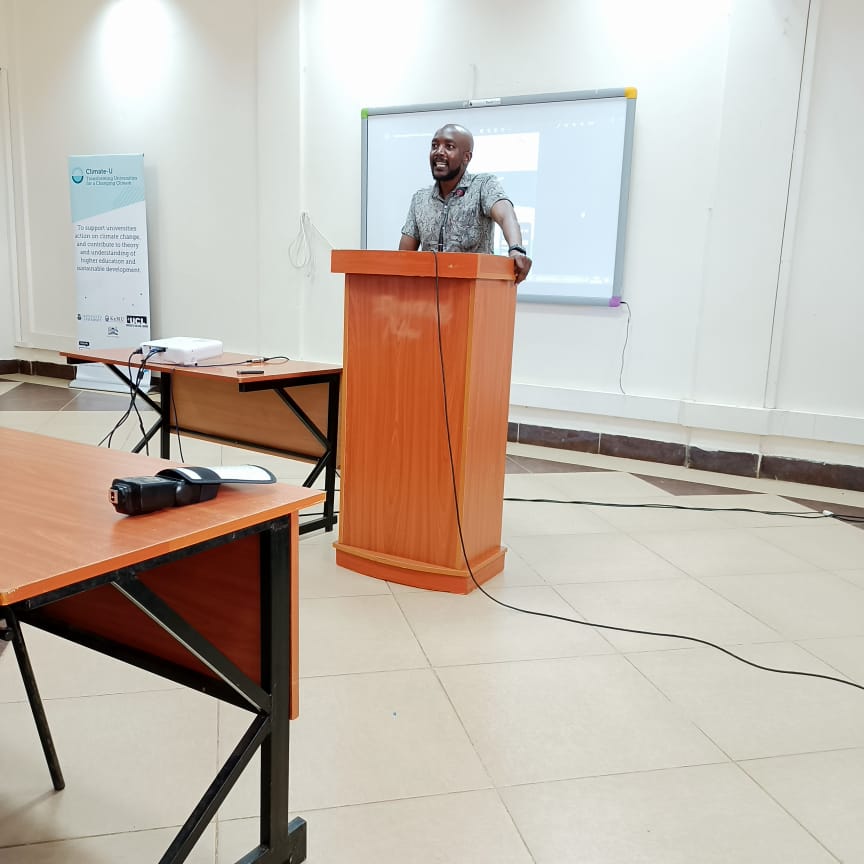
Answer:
xmin=508 ymin=422 xmax=864 ymax=493
xmin=0 ymin=359 xmax=75 ymax=380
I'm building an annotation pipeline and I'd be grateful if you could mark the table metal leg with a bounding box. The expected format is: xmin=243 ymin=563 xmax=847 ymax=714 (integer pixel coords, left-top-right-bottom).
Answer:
xmin=322 ymin=373 xmax=341 ymax=532
xmin=4 ymin=609 xmax=65 ymax=791
xmin=275 ymin=380 xmax=339 ymax=535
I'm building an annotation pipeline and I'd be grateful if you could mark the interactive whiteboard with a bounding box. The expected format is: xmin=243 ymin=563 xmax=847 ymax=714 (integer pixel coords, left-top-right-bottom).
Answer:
xmin=361 ymin=88 xmax=637 ymax=305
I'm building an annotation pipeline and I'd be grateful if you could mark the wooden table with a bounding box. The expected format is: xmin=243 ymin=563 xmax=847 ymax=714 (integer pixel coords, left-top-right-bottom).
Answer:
xmin=63 ymin=347 xmax=341 ymax=535
xmin=0 ymin=428 xmax=323 ymax=863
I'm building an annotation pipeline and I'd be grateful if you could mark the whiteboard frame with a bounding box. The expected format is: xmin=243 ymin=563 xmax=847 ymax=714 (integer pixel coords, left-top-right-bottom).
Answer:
xmin=360 ymin=88 xmax=637 ymax=306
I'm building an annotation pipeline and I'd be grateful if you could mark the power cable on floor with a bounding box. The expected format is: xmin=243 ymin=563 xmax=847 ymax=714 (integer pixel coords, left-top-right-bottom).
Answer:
xmin=428 ymin=250 xmax=864 ymax=695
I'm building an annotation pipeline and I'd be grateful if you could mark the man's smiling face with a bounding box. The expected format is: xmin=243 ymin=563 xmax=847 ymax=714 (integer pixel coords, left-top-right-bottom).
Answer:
xmin=429 ymin=125 xmax=473 ymax=183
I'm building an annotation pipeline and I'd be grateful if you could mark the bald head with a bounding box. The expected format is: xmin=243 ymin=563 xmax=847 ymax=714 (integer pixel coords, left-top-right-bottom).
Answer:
xmin=429 ymin=124 xmax=474 ymax=188
xmin=435 ymin=124 xmax=474 ymax=151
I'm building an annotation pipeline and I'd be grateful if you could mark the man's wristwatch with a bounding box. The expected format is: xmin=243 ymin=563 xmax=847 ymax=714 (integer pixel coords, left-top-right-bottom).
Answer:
xmin=508 ymin=245 xmax=527 ymax=255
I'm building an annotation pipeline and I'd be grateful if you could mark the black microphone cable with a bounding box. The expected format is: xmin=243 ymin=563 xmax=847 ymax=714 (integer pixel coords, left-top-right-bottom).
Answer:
xmin=502 ymin=495 xmax=864 ymax=526
xmin=427 ymin=249 xmax=864 ymax=695
xmin=99 ymin=347 xmax=163 ymax=449
xmin=437 ymin=200 xmax=450 ymax=252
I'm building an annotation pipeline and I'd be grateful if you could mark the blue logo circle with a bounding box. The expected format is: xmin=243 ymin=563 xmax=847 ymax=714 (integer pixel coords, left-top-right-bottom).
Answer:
xmin=71 ymin=168 xmax=84 ymax=184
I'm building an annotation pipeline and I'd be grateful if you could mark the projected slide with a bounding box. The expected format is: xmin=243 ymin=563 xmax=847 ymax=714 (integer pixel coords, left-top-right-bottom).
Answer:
xmin=362 ymin=89 xmax=636 ymax=305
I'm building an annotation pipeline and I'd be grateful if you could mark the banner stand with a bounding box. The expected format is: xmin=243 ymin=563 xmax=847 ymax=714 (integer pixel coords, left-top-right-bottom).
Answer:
xmin=68 ymin=153 xmax=152 ymax=392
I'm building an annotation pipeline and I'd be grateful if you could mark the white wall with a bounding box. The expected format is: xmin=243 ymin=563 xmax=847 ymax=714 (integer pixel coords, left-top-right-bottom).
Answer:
xmin=2 ymin=0 xmax=862 ymax=465
xmin=1 ymin=0 xmax=264 ymax=354
xmin=772 ymin=0 xmax=864 ymax=419
xmin=0 ymin=45 xmax=18 ymax=356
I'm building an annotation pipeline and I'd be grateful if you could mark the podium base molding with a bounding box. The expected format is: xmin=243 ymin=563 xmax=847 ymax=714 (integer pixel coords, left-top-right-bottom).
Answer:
xmin=333 ymin=543 xmax=505 ymax=594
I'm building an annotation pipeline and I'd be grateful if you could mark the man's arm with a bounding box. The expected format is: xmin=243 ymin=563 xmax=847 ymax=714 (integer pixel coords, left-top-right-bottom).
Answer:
xmin=399 ymin=195 xmax=420 ymax=250
xmin=490 ymin=199 xmax=532 ymax=284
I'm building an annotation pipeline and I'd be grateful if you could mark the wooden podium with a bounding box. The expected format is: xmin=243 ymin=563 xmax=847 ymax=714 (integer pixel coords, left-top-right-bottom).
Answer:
xmin=331 ymin=250 xmax=517 ymax=593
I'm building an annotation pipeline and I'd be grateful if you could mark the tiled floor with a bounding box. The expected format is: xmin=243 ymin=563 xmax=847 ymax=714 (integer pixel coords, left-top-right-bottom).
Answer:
xmin=2 ymin=374 xmax=864 ymax=862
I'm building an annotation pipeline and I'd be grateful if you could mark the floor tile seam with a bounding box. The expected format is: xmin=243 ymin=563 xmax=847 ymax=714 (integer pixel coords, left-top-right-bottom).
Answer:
xmin=0 ymin=394 xmax=76 ymax=412
xmin=412 ymin=646 xmax=624 ymax=672
xmin=385 ymin=589 xmax=438 ymax=671
xmin=545 ymin=542 xmax=696 ymax=582
xmin=546 ymin=583 xmax=626 ymax=656
xmin=298 ymin=592 xmax=400 ymax=605
xmin=619 ymin=636 xmax=829 ymax=665
xmin=480 ymin=578 xmax=638 ymax=657
xmin=749 ymin=517 xmax=864 ymax=551
xmin=417 ymin=648 xmax=628 ymax=675
xmin=616 ymin=635 xmax=792 ymax=657
xmin=631 ymin=548 xmax=820 ymax=581
xmin=427 ymin=665 xmax=498 ymax=791
xmin=546 ymin=582 xmax=774 ymax=662
xmin=502 ymin=524 xmax=623 ymax=540
xmin=589 ymin=521 xmax=736 ymax=537
xmin=0 ymin=375 xmax=69 ymax=388
xmin=791 ymin=639 xmax=864 ymax=689
xmin=536 ymin=578 xmax=694 ymax=596
xmin=427 ymin=651 xmax=707 ymax=674
xmin=541 ymin=574 xmax=691 ymax=591
xmin=493 ymin=758 xmax=744 ymax=795
xmin=502 ymin=533 xmax=688 ymax=577
xmin=298 ymin=664 xmax=504 ymax=685
xmin=737 ymin=743 xmax=864 ymax=769
xmin=736 ymin=738 xmax=864 ymax=764
xmin=297 ymin=591 xmax=393 ymax=600
xmin=797 ymin=632 xmax=864 ymax=646
xmin=0 ymin=823 xmax=191 ymax=851
xmin=697 ymin=565 xmax=864 ymax=622
xmin=0 ymin=684 xmax=184 ymax=707
xmin=685 ymin=577 xmax=792 ymax=643
xmin=832 ymin=570 xmax=864 ymax=592
xmin=299 ymin=659 xmax=432 ymax=680
xmin=571 ymin=525 xmax=705 ymax=577
xmin=491 ymin=784 xmax=542 ymax=863
xmin=483 ymin=579 xmax=681 ymax=602
xmin=551 ymin=581 xmax=794 ymax=656
xmin=498 ymin=543 xmax=551 ymax=585
xmin=616 ymin=649 xmax=737 ymax=761
xmin=0 ymin=408 xmax=73 ymax=417
xmin=623 ymin=639 xmax=864 ymax=714
xmin=732 ymin=760 xmax=846 ymax=863
xmin=255 ymin=786 xmax=504 ymax=821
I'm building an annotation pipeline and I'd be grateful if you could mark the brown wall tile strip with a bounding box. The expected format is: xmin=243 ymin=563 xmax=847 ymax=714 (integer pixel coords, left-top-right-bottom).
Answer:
xmin=510 ymin=421 xmax=864 ymax=494
xmin=516 ymin=423 xmax=600 ymax=452
xmin=600 ymin=433 xmax=686 ymax=466
xmin=761 ymin=456 xmax=864 ymax=493
xmin=687 ymin=446 xmax=759 ymax=478
xmin=0 ymin=360 xmax=75 ymax=380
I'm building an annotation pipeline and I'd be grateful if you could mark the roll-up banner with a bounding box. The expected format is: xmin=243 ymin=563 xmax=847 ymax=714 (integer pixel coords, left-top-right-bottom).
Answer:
xmin=68 ymin=153 xmax=151 ymax=391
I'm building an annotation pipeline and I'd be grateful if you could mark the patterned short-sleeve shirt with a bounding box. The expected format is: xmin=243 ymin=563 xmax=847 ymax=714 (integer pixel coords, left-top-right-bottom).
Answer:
xmin=400 ymin=172 xmax=510 ymax=253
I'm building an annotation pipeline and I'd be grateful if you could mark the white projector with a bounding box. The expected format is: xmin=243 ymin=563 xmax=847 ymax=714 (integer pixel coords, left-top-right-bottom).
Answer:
xmin=140 ymin=337 xmax=224 ymax=366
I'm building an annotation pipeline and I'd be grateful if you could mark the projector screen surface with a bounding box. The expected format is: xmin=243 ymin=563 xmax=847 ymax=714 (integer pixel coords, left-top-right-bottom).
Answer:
xmin=362 ymin=89 xmax=636 ymax=305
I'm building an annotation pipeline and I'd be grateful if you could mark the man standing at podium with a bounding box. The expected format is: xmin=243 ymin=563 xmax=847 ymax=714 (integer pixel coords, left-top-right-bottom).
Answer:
xmin=398 ymin=123 xmax=533 ymax=284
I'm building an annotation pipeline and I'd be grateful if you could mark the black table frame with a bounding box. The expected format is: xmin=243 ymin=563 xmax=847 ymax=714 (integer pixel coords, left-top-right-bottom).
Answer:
xmin=2 ymin=516 xmax=305 ymax=864
xmin=69 ymin=358 xmax=340 ymax=536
